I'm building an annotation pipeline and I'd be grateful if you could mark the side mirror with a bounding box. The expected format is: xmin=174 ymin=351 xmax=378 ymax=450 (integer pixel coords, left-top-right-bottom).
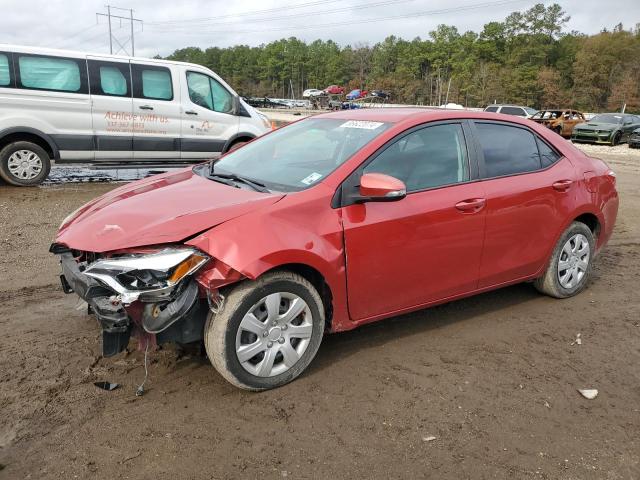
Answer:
xmin=357 ymin=173 xmax=406 ymax=202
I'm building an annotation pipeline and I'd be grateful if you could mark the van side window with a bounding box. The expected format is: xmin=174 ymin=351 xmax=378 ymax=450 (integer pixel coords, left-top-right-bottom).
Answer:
xmin=131 ymin=64 xmax=173 ymax=100
xmin=187 ymin=71 xmax=234 ymax=114
xmin=17 ymin=55 xmax=86 ymax=93
xmin=88 ymin=60 xmax=130 ymax=97
xmin=0 ymin=54 xmax=11 ymax=87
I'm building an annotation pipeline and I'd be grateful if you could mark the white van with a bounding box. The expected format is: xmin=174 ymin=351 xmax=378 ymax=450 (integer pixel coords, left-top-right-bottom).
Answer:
xmin=0 ymin=45 xmax=272 ymax=186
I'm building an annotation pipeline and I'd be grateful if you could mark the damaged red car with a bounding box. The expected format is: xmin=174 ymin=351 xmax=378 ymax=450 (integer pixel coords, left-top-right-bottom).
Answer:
xmin=51 ymin=109 xmax=619 ymax=390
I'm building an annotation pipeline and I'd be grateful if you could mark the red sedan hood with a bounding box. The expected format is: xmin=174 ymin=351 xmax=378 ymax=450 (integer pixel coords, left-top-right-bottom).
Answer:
xmin=56 ymin=168 xmax=284 ymax=252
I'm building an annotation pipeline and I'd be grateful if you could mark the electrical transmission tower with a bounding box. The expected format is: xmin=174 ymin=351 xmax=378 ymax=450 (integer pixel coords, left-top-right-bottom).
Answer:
xmin=96 ymin=6 xmax=143 ymax=56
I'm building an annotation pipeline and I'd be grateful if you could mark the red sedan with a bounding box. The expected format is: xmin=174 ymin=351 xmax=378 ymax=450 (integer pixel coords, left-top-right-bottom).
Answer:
xmin=51 ymin=109 xmax=618 ymax=390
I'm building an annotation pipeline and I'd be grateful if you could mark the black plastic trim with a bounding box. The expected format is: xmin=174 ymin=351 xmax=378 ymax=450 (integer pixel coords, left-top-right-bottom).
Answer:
xmin=0 ymin=126 xmax=60 ymax=160
xmin=222 ymin=132 xmax=256 ymax=153
xmin=181 ymin=138 xmax=226 ymax=153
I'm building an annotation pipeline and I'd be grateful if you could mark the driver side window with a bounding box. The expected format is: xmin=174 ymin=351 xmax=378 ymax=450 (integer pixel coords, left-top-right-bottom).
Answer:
xmin=363 ymin=123 xmax=470 ymax=192
xmin=187 ymin=71 xmax=233 ymax=114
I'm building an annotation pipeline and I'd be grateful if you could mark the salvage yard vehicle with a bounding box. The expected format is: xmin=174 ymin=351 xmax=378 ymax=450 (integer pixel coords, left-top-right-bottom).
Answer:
xmin=51 ymin=109 xmax=619 ymax=391
xmin=530 ymin=109 xmax=585 ymax=137
xmin=0 ymin=45 xmax=271 ymax=186
xmin=571 ymin=113 xmax=640 ymax=145
xmin=484 ymin=104 xmax=538 ymax=118
xmin=629 ymin=128 xmax=640 ymax=148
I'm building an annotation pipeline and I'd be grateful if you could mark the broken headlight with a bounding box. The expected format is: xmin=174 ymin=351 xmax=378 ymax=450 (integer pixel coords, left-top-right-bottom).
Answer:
xmin=83 ymin=248 xmax=209 ymax=303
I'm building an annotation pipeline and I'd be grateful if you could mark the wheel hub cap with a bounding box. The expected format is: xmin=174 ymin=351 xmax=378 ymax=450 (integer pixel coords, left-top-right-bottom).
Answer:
xmin=235 ymin=292 xmax=313 ymax=378
xmin=557 ymin=233 xmax=590 ymax=289
xmin=8 ymin=150 xmax=43 ymax=180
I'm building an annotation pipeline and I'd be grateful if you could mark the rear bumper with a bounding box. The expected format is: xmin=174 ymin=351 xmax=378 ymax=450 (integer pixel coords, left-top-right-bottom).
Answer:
xmin=58 ymin=252 xmax=207 ymax=356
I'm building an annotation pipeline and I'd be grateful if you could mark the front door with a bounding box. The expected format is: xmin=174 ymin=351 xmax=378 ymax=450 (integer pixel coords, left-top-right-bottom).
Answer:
xmin=130 ymin=61 xmax=182 ymax=160
xmin=342 ymin=122 xmax=486 ymax=321
xmin=87 ymin=56 xmax=133 ymax=160
xmin=180 ymin=69 xmax=239 ymax=160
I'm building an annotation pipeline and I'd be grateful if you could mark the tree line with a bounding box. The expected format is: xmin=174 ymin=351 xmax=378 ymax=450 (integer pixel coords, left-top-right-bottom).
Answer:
xmin=165 ymin=3 xmax=640 ymax=111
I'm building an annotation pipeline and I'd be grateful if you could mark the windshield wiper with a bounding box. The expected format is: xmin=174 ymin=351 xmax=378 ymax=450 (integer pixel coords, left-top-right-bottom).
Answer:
xmin=209 ymin=171 xmax=270 ymax=193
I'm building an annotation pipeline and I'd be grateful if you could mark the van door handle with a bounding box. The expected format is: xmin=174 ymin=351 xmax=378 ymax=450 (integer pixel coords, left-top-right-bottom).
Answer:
xmin=139 ymin=105 xmax=154 ymax=110
xmin=552 ymin=179 xmax=572 ymax=192
xmin=455 ymin=198 xmax=486 ymax=213
xmin=185 ymin=110 xmax=198 ymax=115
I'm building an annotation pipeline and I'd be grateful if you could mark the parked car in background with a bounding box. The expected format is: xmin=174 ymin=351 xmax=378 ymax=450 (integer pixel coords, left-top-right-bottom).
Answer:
xmin=0 ymin=45 xmax=271 ymax=186
xmin=346 ymin=89 xmax=368 ymax=100
xmin=323 ymin=85 xmax=344 ymax=95
xmin=571 ymin=113 xmax=640 ymax=145
xmin=302 ymin=89 xmax=323 ymax=98
xmin=51 ymin=109 xmax=618 ymax=390
xmin=484 ymin=104 xmax=538 ymax=118
xmin=531 ymin=109 xmax=586 ymax=137
xmin=370 ymin=90 xmax=390 ymax=100
xmin=629 ymin=128 xmax=640 ymax=148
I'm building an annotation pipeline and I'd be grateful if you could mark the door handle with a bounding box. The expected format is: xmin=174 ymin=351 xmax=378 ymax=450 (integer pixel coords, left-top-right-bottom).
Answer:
xmin=139 ymin=105 xmax=154 ymax=110
xmin=552 ymin=179 xmax=572 ymax=192
xmin=455 ymin=198 xmax=486 ymax=213
xmin=185 ymin=110 xmax=198 ymax=115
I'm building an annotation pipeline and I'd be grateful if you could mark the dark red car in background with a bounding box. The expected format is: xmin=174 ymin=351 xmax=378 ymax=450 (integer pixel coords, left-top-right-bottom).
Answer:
xmin=323 ymin=85 xmax=345 ymax=94
xmin=51 ymin=109 xmax=618 ymax=390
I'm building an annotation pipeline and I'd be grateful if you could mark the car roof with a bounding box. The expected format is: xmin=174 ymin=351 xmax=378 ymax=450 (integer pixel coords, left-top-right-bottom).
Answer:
xmin=313 ymin=108 xmax=537 ymax=126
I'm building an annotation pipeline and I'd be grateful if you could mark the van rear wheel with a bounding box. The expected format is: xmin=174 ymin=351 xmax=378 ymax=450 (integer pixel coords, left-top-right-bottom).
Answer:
xmin=0 ymin=141 xmax=51 ymax=186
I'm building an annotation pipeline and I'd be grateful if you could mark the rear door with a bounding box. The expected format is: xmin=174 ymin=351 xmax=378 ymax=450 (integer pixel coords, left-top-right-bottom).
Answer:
xmin=180 ymin=68 xmax=239 ymax=160
xmin=130 ymin=61 xmax=182 ymax=160
xmin=87 ymin=56 xmax=133 ymax=160
xmin=470 ymin=121 xmax=576 ymax=287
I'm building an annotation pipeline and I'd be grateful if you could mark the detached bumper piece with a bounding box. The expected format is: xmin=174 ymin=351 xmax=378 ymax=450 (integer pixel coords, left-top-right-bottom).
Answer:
xmin=58 ymin=252 xmax=206 ymax=357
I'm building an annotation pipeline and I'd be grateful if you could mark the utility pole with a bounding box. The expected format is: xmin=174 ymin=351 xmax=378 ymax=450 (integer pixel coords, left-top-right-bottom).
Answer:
xmin=96 ymin=6 xmax=143 ymax=56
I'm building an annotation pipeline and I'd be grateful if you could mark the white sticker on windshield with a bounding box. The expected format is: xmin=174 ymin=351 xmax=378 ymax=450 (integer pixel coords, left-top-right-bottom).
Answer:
xmin=301 ymin=172 xmax=323 ymax=185
xmin=339 ymin=120 xmax=384 ymax=130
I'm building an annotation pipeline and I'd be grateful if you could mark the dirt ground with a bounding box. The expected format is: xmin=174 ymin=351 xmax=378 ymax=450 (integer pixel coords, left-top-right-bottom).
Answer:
xmin=0 ymin=144 xmax=639 ymax=479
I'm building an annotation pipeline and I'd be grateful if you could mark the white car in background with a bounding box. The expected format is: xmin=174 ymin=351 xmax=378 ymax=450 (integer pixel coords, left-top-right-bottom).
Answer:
xmin=302 ymin=89 xmax=323 ymax=98
xmin=0 ymin=44 xmax=271 ymax=186
xmin=484 ymin=104 xmax=538 ymax=118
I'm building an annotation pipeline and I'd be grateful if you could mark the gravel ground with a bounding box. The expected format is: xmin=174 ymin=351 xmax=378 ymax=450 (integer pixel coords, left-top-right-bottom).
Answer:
xmin=0 ymin=144 xmax=638 ymax=479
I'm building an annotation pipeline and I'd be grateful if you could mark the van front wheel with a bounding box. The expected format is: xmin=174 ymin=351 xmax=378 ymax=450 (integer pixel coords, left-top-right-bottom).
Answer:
xmin=0 ymin=141 xmax=51 ymax=186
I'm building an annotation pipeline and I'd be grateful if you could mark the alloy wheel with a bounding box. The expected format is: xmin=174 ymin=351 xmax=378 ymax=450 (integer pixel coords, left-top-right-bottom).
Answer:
xmin=235 ymin=292 xmax=313 ymax=377
xmin=557 ymin=233 xmax=590 ymax=289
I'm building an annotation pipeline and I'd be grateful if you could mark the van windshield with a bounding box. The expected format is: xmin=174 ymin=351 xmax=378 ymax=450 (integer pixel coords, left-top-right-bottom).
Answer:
xmin=209 ymin=118 xmax=391 ymax=192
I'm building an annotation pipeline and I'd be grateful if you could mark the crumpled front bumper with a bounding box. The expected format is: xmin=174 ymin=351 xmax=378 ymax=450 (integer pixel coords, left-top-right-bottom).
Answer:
xmin=57 ymin=252 xmax=206 ymax=357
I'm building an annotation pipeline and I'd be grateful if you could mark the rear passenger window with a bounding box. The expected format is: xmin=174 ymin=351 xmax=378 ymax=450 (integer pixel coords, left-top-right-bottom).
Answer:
xmin=536 ymin=138 xmax=560 ymax=167
xmin=476 ymin=123 xmax=541 ymax=177
xmin=485 ymin=106 xmax=499 ymax=113
xmin=500 ymin=106 xmax=526 ymax=116
xmin=0 ymin=54 xmax=10 ymax=86
xmin=17 ymin=55 xmax=84 ymax=92
xmin=131 ymin=64 xmax=173 ymax=100
xmin=364 ymin=123 xmax=469 ymax=192
xmin=88 ymin=60 xmax=130 ymax=97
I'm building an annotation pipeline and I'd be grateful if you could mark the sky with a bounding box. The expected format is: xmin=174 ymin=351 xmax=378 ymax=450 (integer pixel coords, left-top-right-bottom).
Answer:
xmin=0 ymin=0 xmax=638 ymax=58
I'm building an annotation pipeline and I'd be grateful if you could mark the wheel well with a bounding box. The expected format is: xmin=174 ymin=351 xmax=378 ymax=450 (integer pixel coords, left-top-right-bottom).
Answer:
xmin=225 ymin=135 xmax=254 ymax=152
xmin=266 ymin=263 xmax=334 ymax=330
xmin=0 ymin=132 xmax=55 ymax=159
xmin=574 ymin=213 xmax=600 ymax=238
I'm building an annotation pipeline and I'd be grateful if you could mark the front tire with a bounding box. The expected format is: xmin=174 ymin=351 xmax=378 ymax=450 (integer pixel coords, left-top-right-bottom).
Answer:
xmin=534 ymin=222 xmax=595 ymax=298
xmin=204 ymin=271 xmax=325 ymax=390
xmin=0 ymin=141 xmax=51 ymax=186
xmin=612 ymin=131 xmax=622 ymax=146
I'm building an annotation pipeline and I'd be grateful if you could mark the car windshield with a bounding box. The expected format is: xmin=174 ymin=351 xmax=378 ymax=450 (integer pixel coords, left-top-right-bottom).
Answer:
xmin=525 ymin=107 xmax=538 ymax=116
xmin=532 ymin=110 xmax=562 ymax=119
xmin=591 ymin=113 xmax=623 ymax=124
xmin=211 ymin=118 xmax=392 ymax=192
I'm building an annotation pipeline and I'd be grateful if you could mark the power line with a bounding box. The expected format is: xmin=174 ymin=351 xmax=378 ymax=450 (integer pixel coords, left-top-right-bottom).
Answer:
xmin=147 ymin=0 xmax=419 ymax=31
xmin=147 ymin=0 xmax=345 ymax=25
xmin=97 ymin=5 xmax=143 ymax=56
xmin=53 ymin=24 xmax=100 ymax=49
xmin=148 ymin=0 xmax=534 ymax=37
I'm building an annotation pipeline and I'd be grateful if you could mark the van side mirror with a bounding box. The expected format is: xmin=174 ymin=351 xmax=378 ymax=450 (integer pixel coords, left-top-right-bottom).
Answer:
xmin=356 ymin=173 xmax=406 ymax=202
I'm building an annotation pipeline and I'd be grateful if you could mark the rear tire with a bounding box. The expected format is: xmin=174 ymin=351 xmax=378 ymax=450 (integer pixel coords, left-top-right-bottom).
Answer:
xmin=0 ymin=141 xmax=51 ymax=186
xmin=534 ymin=222 xmax=595 ymax=299
xmin=204 ymin=271 xmax=325 ymax=390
